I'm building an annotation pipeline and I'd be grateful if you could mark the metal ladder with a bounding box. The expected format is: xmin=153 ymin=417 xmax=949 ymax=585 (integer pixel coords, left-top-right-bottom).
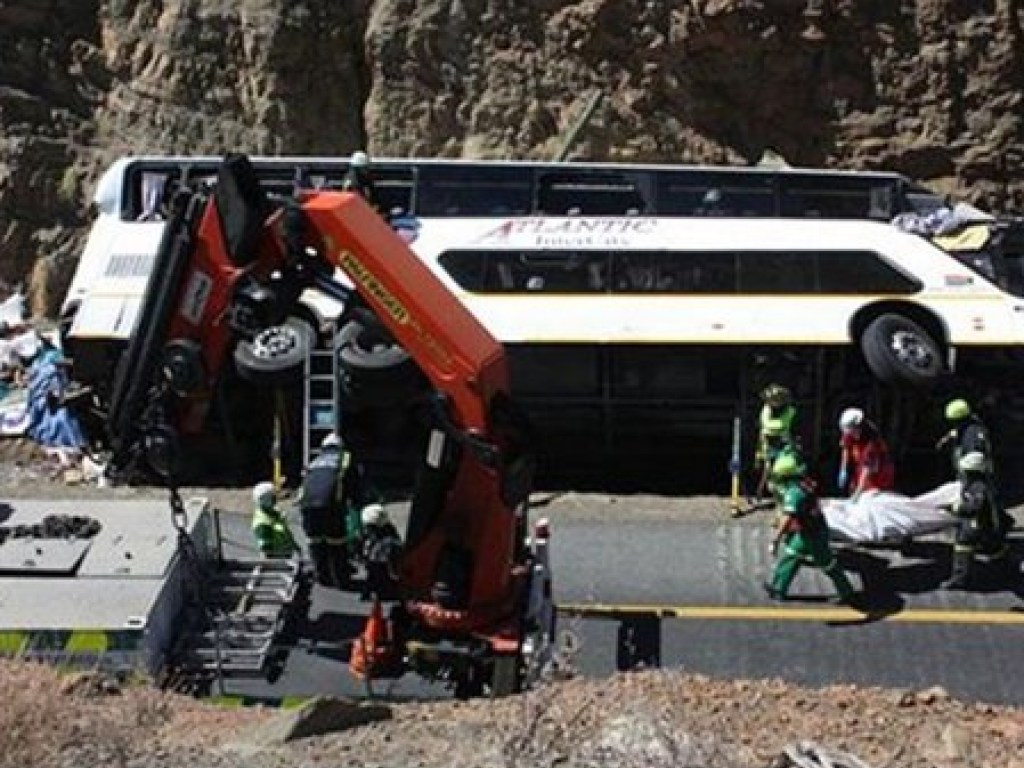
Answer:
xmin=304 ymin=322 xmax=339 ymax=467
xmin=172 ymin=558 xmax=305 ymax=678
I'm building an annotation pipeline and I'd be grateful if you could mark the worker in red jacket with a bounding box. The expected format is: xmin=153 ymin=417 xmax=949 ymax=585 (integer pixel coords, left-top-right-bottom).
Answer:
xmin=837 ymin=407 xmax=895 ymax=499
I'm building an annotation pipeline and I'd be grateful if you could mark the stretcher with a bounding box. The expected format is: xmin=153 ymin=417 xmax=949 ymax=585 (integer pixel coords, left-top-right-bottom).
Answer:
xmin=822 ymin=482 xmax=961 ymax=544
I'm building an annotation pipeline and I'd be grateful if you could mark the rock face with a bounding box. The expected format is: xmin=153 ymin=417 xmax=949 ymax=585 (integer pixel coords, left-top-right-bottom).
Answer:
xmin=2 ymin=0 xmax=1023 ymax=316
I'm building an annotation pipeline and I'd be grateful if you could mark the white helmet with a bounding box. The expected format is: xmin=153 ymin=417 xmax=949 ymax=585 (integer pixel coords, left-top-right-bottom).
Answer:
xmin=349 ymin=150 xmax=370 ymax=169
xmin=958 ymin=451 xmax=988 ymax=474
xmin=361 ymin=503 xmax=388 ymax=527
xmin=321 ymin=432 xmax=341 ymax=450
xmin=253 ymin=481 xmax=276 ymax=506
xmin=839 ymin=407 xmax=864 ymax=432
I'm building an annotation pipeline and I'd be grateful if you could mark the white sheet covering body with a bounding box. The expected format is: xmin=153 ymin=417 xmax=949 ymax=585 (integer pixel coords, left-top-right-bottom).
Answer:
xmin=822 ymin=483 xmax=961 ymax=543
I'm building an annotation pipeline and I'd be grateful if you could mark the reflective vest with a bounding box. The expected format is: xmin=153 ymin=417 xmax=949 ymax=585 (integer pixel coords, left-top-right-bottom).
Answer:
xmin=252 ymin=505 xmax=295 ymax=558
xmin=758 ymin=403 xmax=797 ymax=461
xmin=952 ymin=417 xmax=994 ymax=476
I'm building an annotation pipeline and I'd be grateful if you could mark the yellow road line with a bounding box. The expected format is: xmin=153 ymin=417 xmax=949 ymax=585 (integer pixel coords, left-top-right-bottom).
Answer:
xmin=557 ymin=603 xmax=1024 ymax=625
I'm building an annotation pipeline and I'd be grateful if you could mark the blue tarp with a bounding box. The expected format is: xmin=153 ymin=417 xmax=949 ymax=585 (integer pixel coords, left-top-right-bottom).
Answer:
xmin=25 ymin=349 xmax=85 ymax=449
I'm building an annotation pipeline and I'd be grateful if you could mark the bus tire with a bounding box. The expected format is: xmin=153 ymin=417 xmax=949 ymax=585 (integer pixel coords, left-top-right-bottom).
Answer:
xmin=234 ymin=316 xmax=313 ymax=385
xmin=861 ymin=313 xmax=942 ymax=387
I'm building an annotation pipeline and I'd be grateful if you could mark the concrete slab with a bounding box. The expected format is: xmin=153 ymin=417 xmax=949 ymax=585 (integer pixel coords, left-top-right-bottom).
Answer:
xmin=0 ymin=578 xmax=168 ymax=629
xmin=0 ymin=497 xmax=212 ymax=674
xmin=0 ymin=538 xmax=91 ymax=574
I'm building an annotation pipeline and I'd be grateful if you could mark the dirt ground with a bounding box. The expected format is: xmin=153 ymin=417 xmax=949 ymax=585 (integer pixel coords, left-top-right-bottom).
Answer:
xmin=3 ymin=445 xmax=1024 ymax=768
xmin=3 ymin=657 xmax=1024 ymax=768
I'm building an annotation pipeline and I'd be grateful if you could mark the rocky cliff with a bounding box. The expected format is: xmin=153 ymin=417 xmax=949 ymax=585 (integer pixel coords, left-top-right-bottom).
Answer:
xmin=2 ymin=0 xmax=1022 ymax=316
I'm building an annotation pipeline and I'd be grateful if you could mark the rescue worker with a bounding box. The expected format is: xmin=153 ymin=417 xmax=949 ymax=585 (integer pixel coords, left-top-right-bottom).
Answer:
xmin=754 ymin=383 xmax=800 ymax=503
xmin=765 ymin=454 xmax=856 ymax=603
xmin=298 ymin=433 xmax=364 ymax=588
xmin=936 ymin=398 xmax=993 ymax=476
xmin=360 ymin=502 xmax=403 ymax=601
xmin=251 ymin=481 xmax=297 ymax=559
xmin=837 ymin=407 xmax=895 ymax=499
xmin=759 ymin=419 xmax=806 ymax=508
xmin=341 ymin=150 xmax=379 ymax=212
xmin=944 ymin=451 xmax=1010 ymax=589
xmin=936 ymin=397 xmax=1013 ymax=536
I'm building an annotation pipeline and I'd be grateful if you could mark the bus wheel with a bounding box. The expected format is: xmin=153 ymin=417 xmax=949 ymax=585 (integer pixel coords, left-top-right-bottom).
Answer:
xmin=861 ymin=313 xmax=942 ymax=387
xmin=234 ymin=317 xmax=313 ymax=384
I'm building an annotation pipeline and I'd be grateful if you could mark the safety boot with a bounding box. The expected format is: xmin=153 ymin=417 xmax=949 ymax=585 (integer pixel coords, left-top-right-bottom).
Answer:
xmin=943 ymin=550 xmax=973 ymax=590
xmin=762 ymin=581 xmax=785 ymax=601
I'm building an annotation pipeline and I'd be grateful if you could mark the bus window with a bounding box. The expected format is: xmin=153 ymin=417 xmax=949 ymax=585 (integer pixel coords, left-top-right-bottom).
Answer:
xmin=415 ymin=165 xmax=531 ymax=215
xmin=371 ymin=166 xmax=415 ymax=216
xmin=780 ymin=175 xmax=897 ymax=219
xmin=656 ymin=171 xmax=775 ymax=216
xmin=438 ymin=250 xmax=487 ymax=292
xmin=537 ymin=171 xmax=648 ymax=215
xmin=440 ymin=250 xmax=608 ymax=293
xmin=508 ymin=251 xmax=607 ymax=292
xmin=127 ymin=165 xmax=183 ymax=220
xmin=738 ymin=251 xmax=816 ymax=294
xmin=817 ymin=250 xmax=922 ymax=294
xmin=611 ymin=251 xmax=737 ymax=293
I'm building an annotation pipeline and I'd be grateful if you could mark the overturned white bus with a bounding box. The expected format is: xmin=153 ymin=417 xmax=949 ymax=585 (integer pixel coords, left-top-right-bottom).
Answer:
xmin=61 ymin=155 xmax=1024 ymax=491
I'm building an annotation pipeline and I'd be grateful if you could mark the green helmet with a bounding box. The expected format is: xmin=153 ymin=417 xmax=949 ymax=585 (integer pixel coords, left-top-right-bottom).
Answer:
xmin=945 ymin=398 xmax=971 ymax=421
xmin=771 ymin=452 xmax=803 ymax=479
xmin=761 ymin=384 xmax=792 ymax=408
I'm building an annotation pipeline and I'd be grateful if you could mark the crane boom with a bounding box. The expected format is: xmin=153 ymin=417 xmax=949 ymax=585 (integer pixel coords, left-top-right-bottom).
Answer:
xmin=105 ymin=153 xmax=550 ymax=696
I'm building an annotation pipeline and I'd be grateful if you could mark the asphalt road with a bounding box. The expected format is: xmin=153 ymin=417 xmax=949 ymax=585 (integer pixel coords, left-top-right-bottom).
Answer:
xmin=213 ymin=496 xmax=1024 ymax=705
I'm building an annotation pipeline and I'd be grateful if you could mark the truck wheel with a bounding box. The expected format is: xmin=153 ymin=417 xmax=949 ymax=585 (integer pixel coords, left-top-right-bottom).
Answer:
xmin=336 ymin=308 xmax=413 ymax=374
xmin=336 ymin=308 xmax=426 ymax=410
xmin=860 ymin=313 xmax=942 ymax=387
xmin=234 ymin=317 xmax=313 ymax=385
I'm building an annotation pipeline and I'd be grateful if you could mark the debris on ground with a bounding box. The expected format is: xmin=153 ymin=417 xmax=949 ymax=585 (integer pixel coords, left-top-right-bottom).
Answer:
xmin=0 ymin=291 xmax=92 ymax=486
xmin=2 ymin=659 xmax=1023 ymax=768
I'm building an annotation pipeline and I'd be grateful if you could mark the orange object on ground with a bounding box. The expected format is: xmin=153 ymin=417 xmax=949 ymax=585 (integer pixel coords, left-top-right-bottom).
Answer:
xmin=349 ymin=598 xmax=395 ymax=678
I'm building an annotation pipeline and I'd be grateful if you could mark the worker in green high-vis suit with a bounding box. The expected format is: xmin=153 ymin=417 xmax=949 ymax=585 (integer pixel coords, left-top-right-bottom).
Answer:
xmin=754 ymin=383 xmax=801 ymax=506
xmin=765 ymin=453 xmax=856 ymax=604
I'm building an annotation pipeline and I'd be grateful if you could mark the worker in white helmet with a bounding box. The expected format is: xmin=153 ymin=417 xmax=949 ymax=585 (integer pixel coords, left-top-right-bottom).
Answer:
xmin=341 ymin=149 xmax=380 ymax=212
xmin=251 ymin=481 xmax=297 ymax=559
xmin=297 ymin=431 xmax=381 ymax=588
xmin=360 ymin=502 xmax=403 ymax=600
xmin=837 ymin=407 xmax=894 ymax=499
xmin=298 ymin=433 xmax=354 ymax=587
